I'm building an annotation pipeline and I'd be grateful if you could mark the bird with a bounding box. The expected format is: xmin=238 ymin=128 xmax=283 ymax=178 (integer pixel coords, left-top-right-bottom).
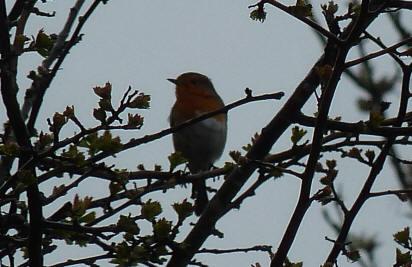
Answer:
xmin=168 ymin=72 xmax=227 ymax=215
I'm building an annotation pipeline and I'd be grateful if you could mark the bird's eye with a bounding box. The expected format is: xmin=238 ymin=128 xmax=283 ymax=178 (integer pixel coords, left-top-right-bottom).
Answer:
xmin=191 ymin=79 xmax=197 ymax=85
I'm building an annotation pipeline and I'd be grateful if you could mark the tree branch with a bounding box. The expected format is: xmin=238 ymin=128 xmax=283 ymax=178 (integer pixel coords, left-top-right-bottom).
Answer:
xmin=325 ymin=54 xmax=412 ymax=265
xmin=26 ymin=0 xmax=102 ymax=133
xmin=166 ymin=22 xmax=339 ymax=265
xmin=345 ymin=37 xmax=412 ymax=68
xmin=46 ymin=253 xmax=111 ymax=267
xmin=21 ymin=0 xmax=86 ymax=123
xmin=198 ymin=245 xmax=272 ymax=255
xmin=368 ymin=189 xmax=412 ymax=199
xmin=86 ymin=91 xmax=284 ymax=164
xmin=325 ymin=140 xmax=393 ymax=264
xmin=271 ymin=1 xmax=382 ymax=265
xmin=250 ymin=0 xmax=342 ymax=44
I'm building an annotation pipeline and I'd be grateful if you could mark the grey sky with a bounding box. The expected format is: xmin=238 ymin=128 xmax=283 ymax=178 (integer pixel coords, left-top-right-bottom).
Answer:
xmin=3 ymin=0 xmax=412 ymax=266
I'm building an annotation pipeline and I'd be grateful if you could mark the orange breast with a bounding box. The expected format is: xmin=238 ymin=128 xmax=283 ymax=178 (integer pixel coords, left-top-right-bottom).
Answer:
xmin=173 ymin=88 xmax=225 ymax=124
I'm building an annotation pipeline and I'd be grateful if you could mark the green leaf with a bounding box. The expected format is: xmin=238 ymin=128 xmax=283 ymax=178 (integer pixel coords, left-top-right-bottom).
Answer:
xmin=111 ymin=242 xmax=152 ymax=266
xmin=35 ymin=29 xmax=55 ymax=57
xmin=223 ymin=162 xmax=235 ymax=172
xmin=321 ymin=1 xmax=338 ymax=14
xmin=153 ymin=218 xmax=172 ymax=241
xmin=242 ymin=143 xmax=252 ymax=152
xmin=394 ymin=227 xmax=410 ymax=248
xmin=80 ymin=131 xmax=122 ymax=156
xmin=289 ymin=0 xmax=312 ymax=17
xmin=345 ymin=249 xmax=360 ymax=262
xmin=79 ymin=132 xmax=98 ymax=155
xmin=21 ymin=246 xmax=29 ymax=259
xmin=37 ymin=131 xmax=53 ymax=150
xmin=51 ymin=112 xmax=67 ymax=132
xmin=15 ymin=34 xmax=29 ymax=47
xmin=314 ymin=186 xmax=333 ymax=205
xmin=72 ymin=195 xmax=92 ymax=218
xmin=168 ymin=151 xmax=188 ymax=172
xmin=0 ymin=141 xmax=20 ymax=157
xmin=396 ymin=248 xmax=412 ymax=265
xmin=271 ymin=167 xmax=283 ymax=178
xmin=63 ymin=105 xmax=75 ymax=118
xmin=131 ymin=245 xmax=149 ymax=261
xmin=116 ymin=169 xmax=130 ymax=184
xmin=250 ymin=7 xmax=266 ymax=22
xmin=98 ymin=98 xmax=113 ymax=111
xmin=117 ymin=215 xmax=140 ymax=235
xmin=93 ymin=82 xmax=112 ymax=99
xmin=229 ymin=150 xmax=241 ymax=163
xmin=93 ymin=108 xmax=107 ymax=123
xmin=61 ymin=145 xmax=86 ymax=166
xmin=78 ymin=211 xmax=96 ymax=224
xmin=141 ymin=199 xmax=162 ymax=221
xmin=51 ymin=185 xmax=66 ymax=197
xmin=173 ymin=199 xmax=194 ymax=220
xmin=348 ymin=2 xmax=361 ymax=16
xmin=127 ymin=113 xmax=144 ymax=129
xmin=291 ymin=126 xmax=307 ymax=145
xmin=128 ymin=93 xmax=151 ymax=109
xmin=96 ymin=131 xmax=122 ymax=153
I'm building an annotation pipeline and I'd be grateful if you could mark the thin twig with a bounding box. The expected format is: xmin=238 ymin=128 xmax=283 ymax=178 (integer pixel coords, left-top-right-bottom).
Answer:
xmin=369 ymin=189 xmax=412 ymax=198
xmin=87 ymin=91 xmax=284 ymax=164
xmin=26 ymin=0 xmax=103 ymax=133
xmin=345 ymin=37 xmax=412 ymax=68
xmin=198 ymin=245 xmax=272 ymax=254
xmin=249 ymin=0 xmax=342 ymax=44
xmin=46 ymin=253 xmax=111 ymax=267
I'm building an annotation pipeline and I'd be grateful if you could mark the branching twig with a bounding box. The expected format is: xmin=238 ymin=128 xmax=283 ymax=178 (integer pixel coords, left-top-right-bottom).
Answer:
xmin=345 ymin=37 xmax=412 ymax=68
xmin=26 ymin=0 xmax=102 ymax=133
xmin=198 ymin=245 xmax=272 ymax=255
xmin=227 ymin=172 xmax=271 ymax=211
xmin=86 ymin=91 xmax=284 ymax=164
xmin=46 ymin=253 xmax=111 ymax=267
xmin=249 ymin=0 xmax=342 ymax=44
xmin=368 ymin=189 xmax=412 ymax=199
xmin=43 ymin=168 xmax=93 ymax=205
xmin=271 ymin=1 xmax=382 ymax=265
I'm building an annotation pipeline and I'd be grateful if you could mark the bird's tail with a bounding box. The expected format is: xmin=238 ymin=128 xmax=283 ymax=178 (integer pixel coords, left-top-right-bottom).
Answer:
xmin=192 ymin=181 xmax=208 ymax=216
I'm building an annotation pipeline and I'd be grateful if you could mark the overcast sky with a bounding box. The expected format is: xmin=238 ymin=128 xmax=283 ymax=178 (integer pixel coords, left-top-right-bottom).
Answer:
xmin=3 ymin=0 xmax=412 ymax=266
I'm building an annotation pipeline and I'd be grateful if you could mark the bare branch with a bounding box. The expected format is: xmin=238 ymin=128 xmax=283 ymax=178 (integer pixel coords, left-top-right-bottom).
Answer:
xmin=250 ymin=0 xmax=342 ymax=44
xmin=26 ymin=0 xmax=102 ymax=133
xmin=47 ymin=253 xmax=111 ymax=267
xmin=22 ymin=0 xmax=85 ymax=122
xmin=198 ymin=245 xmax=272 ymax=255
xmin=345 ymin=37 xmax=412 ymax=68
xmin=369 ymin=189 xmax=412 ymax=199
xmin=86 ymin=91 xmax=285 ymax=164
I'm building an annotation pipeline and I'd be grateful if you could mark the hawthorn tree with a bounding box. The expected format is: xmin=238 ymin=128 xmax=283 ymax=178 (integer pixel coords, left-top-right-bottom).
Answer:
xmin=1 ymin=0 xmax=412 ymax=267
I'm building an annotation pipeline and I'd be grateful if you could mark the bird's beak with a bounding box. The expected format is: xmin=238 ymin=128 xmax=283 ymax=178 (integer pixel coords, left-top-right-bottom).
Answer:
xmin=167 ymin=78 xmax=178 ymax=85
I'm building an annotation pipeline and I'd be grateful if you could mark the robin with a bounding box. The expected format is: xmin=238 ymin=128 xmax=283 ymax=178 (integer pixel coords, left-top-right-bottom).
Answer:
xmin=168 ymin=72 xmax=227 ymax=216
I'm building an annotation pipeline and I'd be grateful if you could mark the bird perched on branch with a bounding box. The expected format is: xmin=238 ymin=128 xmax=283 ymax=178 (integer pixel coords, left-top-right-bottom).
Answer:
xmin=168 ymin=72 xmax=227 ymax=216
